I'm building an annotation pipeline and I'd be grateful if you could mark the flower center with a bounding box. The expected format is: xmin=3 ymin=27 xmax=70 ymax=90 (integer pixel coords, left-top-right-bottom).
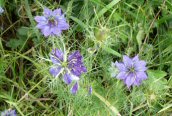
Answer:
xmin=61 ymin=62 xmax=68 ymax=67
xmin=48 ymin=16 xmax=58 ymax=26
xmin=129 ymin=67 xmax=135 ymax=73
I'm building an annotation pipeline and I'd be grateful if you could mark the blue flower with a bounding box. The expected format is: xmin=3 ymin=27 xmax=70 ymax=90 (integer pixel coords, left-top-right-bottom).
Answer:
xmin=0 ymin=7 xmax=4 ymax=15
xmin=1 ymin=109 xmax=17 ymax=116
xmin=34 ymin=8 xmax=69 ymax=37
xmin=115 ymin=55 xmax=148 ymax=88
xmin=71 ymin=82 xmax=79 ymax=95
xmin=88 ymin=86 xmax=92 ymax=95
xmin=49 ymin=48 xmax=87 ymax=94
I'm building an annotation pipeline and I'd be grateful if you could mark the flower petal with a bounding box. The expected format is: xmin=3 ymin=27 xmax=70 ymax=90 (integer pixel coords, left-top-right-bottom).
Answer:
xmin=41 ymin=26 xmax=52 ymax=37
xmin=71 ymin=68 xmax=82 ymax=77
xmin=125 ymin=73 xmax=135 ymax=88
xmin=52 ymin=8 xmax=62 ymax=16
xmin=1 ymin=110 xmax=17 ymax=116
xmin=123 ymin=55 xmax=133 ymax=67
xmin=133 ymin=79 xmax=142 ymax=86
xmin=88 ymin=86 xmax=92 ymax=95
xmin=132 ymin=55 xmax=139 ymax=62
xmin=49 ymin=67 xmax=62 ymax=77
xmin=71 ymin=82 xmax=79 ymax=95
xmin=43 ymin=8 xmax=52 ymax=17
xmin=63 ymin=73 xmax=72 ymax=85
xmin=58 ymin=18 xmax=69 ymax=30
xmin=0 ymin=7 xmax=4 ymax=14
xmin=67 ymin=51 xmax=87 ymax=77
xmin=116 ymin=71 xmax=127 ymax=79
xmin=115 ymin=61 xmax=127 ymax=71
xmin=52 ymin=27 xmax=62 ymax=36
xmin=69 ymin=71 xmax=80 ymax=81
xmin=36 ymin=24 xmax=47 ymax=29
xmin=136 ymin=72 xmax=148 ymax=80
xmin=134 ymin=61 xmax=147 ymax=71
xmin=68 ymin=51 xmax=82 ymax=61
xmin=50 ymin=55 xmax=61 ymax=65
xmin=51 ymin=49 xmax=64 ymax=62
xmin=34 ymin=16 xmax=47 ymax=23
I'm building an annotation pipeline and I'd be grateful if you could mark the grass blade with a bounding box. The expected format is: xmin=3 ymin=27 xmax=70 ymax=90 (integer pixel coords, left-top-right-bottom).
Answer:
xmin=93 ymin=91 xmax=121 ymax=116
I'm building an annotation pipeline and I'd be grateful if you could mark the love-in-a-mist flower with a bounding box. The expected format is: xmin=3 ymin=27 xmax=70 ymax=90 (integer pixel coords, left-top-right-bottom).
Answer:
xmin=88 ymin=86 xmax=92 ymax=95
xmin=71 ymin=82 xmax=79 ymax=95
xmin=49 ymin=48 xmax=87 ymax=94
xmin=115 ymin=55 xmax=147 ymax=88
xmin=34 ymin=8 xmax=69 ymax=37
xmin=1 ymin=109 xmax=17 ymax=116
xmin=0 ymin=7 xmax=4 ymax=15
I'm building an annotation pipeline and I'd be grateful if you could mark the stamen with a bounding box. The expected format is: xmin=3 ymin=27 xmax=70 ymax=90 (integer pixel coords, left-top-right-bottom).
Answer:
xmin=48 ymin=16 xmax=58 ymax=25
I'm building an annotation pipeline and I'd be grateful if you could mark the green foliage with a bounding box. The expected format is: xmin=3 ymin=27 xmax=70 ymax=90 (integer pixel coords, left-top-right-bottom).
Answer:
xmin=6 ymin=27 xmax=30 ymax=49
xmin=0 ymin=0 xmax=4 ymax=6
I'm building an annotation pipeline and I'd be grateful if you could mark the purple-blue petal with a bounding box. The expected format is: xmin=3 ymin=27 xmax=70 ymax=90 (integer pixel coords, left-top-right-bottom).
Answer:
xmin=133 ymin=78 xmax=142 ymax=86
xmin=134 ymin=61 xmax=147 ymax=72
xmin=55 ymin=49 xmax=64 ymax=61
xmin=136 ymin=72 xmax=147 ymax=80
xmin=63 ymin=73 xmax=72 ymax=85
xmin=52 ymin=8 xmax=62 ymax=16
xmin=68 ymin=71 xmax=80 ymax=80
xmin=50 ymin=55 xmax=60 ymax=64
xmin=41 ymin=26 xmax=51 ymax=37
xmin=88 ymin=86 xmax=92 ymax=95
xmin=34 ymin=16 xmax=47 ymax=23
xmin=0 ymin=7 xmax=4 ymax=15
xmin=68 ymin=51 xmax=82 ymax=61
xmin=116 ymin=71 xmax=127 ymax=79
xmin=51 ymin=49 xmax=64 ymax=62
xmin=115 ymin=61 xmax=127 ymax=71
xmin=123 ymin=55 xmax=133 ymax=67
xmin=71 ymin=69 xmax=81 ymax=77
xmin=70 ymin=65 xmax=87 ymax=77
xmin=49 ymin=67 xmax=62 ymax=77
xmin=43 ymin=8 xmax=52 ymax=17
xmin=81 ymin=65 xmax=87 ymax=72
xmin=1 ymin=110 xmax=17 ymax=116
xmin=36 ymin=24 xmax=47 ymax=29
xmin=67 ymin=51 xmax=87 ymax=77
xmin=132 ymin=55 xmax=139 ymax=62
xmin=52 ymin=27 xmax=62 ymax=36
xmin=125 ymin=73 xmax=136 ymax=88
xmin=57 ymin=18 xmax=69 ymax=30
xmin=71 ymin=82 xmax=79 ymax=95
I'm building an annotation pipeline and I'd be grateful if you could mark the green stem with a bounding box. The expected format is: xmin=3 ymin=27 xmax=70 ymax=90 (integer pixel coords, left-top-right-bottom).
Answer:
xmin=24 ymin=0 xmax=40 ymax=41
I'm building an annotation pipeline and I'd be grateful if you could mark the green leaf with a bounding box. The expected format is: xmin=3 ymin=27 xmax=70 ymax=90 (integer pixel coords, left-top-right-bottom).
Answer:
xmin=6 ymin=37 xmax=27 ymax=50
xmin=147 ymin=70 xmax=167 ymax=79
xmin=17 ymin=26 xmax=30 ymax=36
xmin=96 ymin=0 xmax=121 ymax=18
xmin=103 ymin=46 xmax=121 ymax=57
xmin=93 ymin=91 xmax=121 ymax=116
xmin=6 ymin=39 xmax=23 ymax=49
xmin=66 ymin=0 xmax=74 ymax=17
xmin=69 ymin=16 xmax=87 ymax=29
xmin=24 ymin=0 xmax=40 ymax=40
xmin=0 ymin=0 xmax=4 ymax=6
xmin=146 ymin=70 xmax=168 ymax=92
xmin=158 ymin=104 xmax=172 ymax=113
xmin=136 ymin=23 xmax=145 ymax=48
